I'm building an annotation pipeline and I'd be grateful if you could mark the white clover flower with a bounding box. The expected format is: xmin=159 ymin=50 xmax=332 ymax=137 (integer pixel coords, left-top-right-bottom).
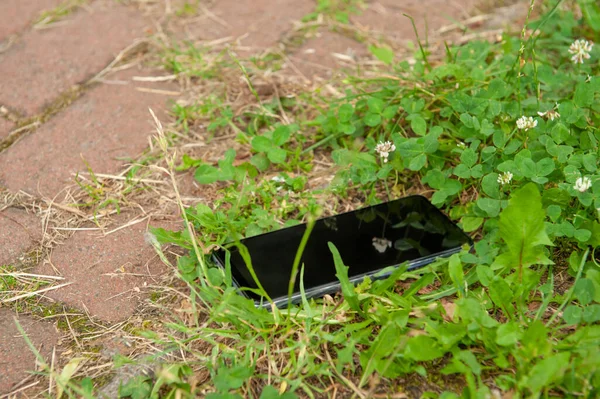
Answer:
xmin=537 ymin=109 xmax=560 ymax=121
xmin=372 ymin=237 xmax=392 ymax=253
xmin=574 ymin=176 xmax=592 ymax=193
xmin=568 ymin=39 xmax=594 ymax=64
xmin=516 ymin=116 xmax=538 ymax=131
xmin=497 ymin=171 xmax=513 ymax=185
xmin=375 ymin=141 xmax=396 ymax=163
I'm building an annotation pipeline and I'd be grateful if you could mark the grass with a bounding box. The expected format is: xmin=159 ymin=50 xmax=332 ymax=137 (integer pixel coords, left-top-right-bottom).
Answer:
xmin=4 ymin=0 xmax=600 ymax=398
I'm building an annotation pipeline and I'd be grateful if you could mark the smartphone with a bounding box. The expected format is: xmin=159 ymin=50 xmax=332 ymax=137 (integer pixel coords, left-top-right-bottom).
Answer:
xmin=212 ymin=195 xmax=472 ymax=308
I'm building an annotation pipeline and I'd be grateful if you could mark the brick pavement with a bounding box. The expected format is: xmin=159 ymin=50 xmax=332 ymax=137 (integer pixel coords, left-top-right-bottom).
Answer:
xmin=0 ymin=0 xmax=499 ymax=394
xmin=0 ymin=309 xmax=60 ymax=394
xmin=0 ymin=117 xmax=14 ymax=140
xmin=0 ymin=0 xmax=63 ymax=42
xmin=0 ymin=1 xmax=147 ymax=117
xmin=0 ymin=69 xmax=176 ymax=197
xmin=0 ymin=207 xmax=42 ymax=266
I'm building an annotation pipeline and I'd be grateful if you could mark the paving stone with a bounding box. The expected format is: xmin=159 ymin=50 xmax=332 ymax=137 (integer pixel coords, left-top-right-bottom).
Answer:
xmin=0 ymin=0 xmax=63 ymax=42
xmin=181 ymin=0 xmax=314 ymax=52
xmin=0 ymin=69 xmax=176 ymax=197
xmin=0 ymin=309 xmax=60 ymax=394
xmin=0 ymin=2 xmax=147 ymax=116
xmin=0 ymin=118 xmax=15 ymax=140
xmin=351 ymin=0 xmax=477 ymax=45
xmin=36 ymin=216 xmax=174 ymax=323
xmin=289 ymin=30 xmax=369 ymax=80
xmin=0 ymin=207 xmax=42 ymax=266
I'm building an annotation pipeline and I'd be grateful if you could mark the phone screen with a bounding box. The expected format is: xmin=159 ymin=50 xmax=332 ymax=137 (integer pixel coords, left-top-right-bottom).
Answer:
xmin=213 ymin=196 xmax=471 ymax=303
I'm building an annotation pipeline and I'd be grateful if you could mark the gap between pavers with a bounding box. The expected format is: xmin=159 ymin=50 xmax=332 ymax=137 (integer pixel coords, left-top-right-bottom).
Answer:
xmin=177 ymin=0 xmax=314 ymax=53
xmin=0 ymin=207 xmax=42 ymax=267
xmin=35 ymin=215 xmax=179 ymax=323
xmin=0 ymin=0 xmax=64 ymax=43
xmin=0 ymin=0 xmax=148 ymax=117
xmin=0 ymin=68 xmax=177 ymax=198
xmin=0 ymin=308 xmax=60 ymax=395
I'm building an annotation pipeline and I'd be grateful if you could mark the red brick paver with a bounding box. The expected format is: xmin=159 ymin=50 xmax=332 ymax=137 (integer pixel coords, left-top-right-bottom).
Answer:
xmin=0 ymin=208 xmax=42 ymax=266
xmin=0 ymin=118 xmax=15 ymax=140
xmin=351 ymin=0 xmax=476 ymax=45
xmin=0 ymin=0 xmax=63 ymax=42
xmin=290 ymin=31 xmax=368 ymax=80
xmin=181 ymin=0 xmax=313 ymax=52
xmin=0 ymin=309 xmax=60 ymax=394
xmin=0 ymin=2 xmax=147 ymax=116
xmin=37 ymin=217 xmax=171 ymax=323
xmin=0 ymin=70 xmax=175 ymax=197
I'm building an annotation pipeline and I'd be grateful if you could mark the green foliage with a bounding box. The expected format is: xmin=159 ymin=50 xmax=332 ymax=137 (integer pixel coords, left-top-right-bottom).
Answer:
xmin=493 ymin=184 xmax=553 ymax=273
xmin=98 ymin=5 xmax=600 ymax=399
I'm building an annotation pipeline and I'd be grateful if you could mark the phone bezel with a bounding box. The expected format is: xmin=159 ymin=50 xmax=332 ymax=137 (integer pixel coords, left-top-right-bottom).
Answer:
xmin=211 ymin=195 xmax=473 ymax=308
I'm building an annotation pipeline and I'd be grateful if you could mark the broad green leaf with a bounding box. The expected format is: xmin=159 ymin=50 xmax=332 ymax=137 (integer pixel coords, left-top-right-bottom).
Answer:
xmin=359 ymin=323 xmax=400 ymax=385
xmin=476 ymin=265 xmax=494 ymax=286
xmin=489 ymin=277 xmax=514 ymax=312
xmin=404 ymin=336 xmax=444 ymax=361
xmin=250 ymin=154 xmax=270 ymax=171
xmin=583 ymin=153 xmax=597 ymax=172
xmin=477 ymin=198 xmax=501 ymax=217
xmin=494 ymin=183 xmax=553 ymax=270
xmin=338 ymin=104 xmax=354 ymax=122
xmin=382 ymin=105 xmax=398 ymax=119
xmin=119 ymin=375 xmax=152 ymax=399
xmin=409 ymin=153 xmax=427 ymax=171
xmin=272 ymin=125 xmax=291 ymax=146
xmin=410 ymin=115 xmax=427 ymax=136
xmin=481 ymin=173 xmax=500 ymax=199
xmin=574 ymin=80 xmax=595 ymax=107
xmin=368 ymin=45 xmax=394 ymax=64
xmin=583 ymin=304 xmax=600 ymax=323
xmin=462 ymin=216 xmax=483 ymax=232
xmin=453 ymin=164 xmax=471 ymax=179
xmin=329 ymin=242 xmax=360 ymax=311
xmin=422 ymin=169 xmax=446 ymax=189
xmin=522 ymin=353 xmax=571 ymax=394
xmin=578 ymin=0 xmax=600 ymax=31
xmin=423 ymin=127 xmax=442 ymax=153
xmin=213 ymin=364 xmax=254 ymax=391
xmin=367 ymin=97 xmax=385 ymax=113
xmin=575 ymin=229 xmax=592 ymax=242
xmin=267 ymin=148 xmax=287 ymax=164
xmin=339 ymin=122 xmax=356 ymax=135
xmin=546 ymin=205 xmax=562 ymax=222
xmin=563 ymin=305 xmax=583 ymax=325
xmin=364 ymin=112 xmax=382 ymax=127
xmin=195 ymin=164 xmax=224 ymax=184
xmin=536 ymin=158 xmax=555 ymax=176
xmin=448 ymin=254 xmax=464 ymax=294
xmin=252 ymin=135 xmax=272 ymax=152
xmin=495 ymin=322 xmax=522 ymax=346
xmin=460 ymin=148 xmax=477 ymax=168
xmin=575 ymin=278 xmax=595 ymax=305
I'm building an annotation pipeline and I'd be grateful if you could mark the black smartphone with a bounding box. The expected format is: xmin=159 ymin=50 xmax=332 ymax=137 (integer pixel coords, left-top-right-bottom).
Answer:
xmin=212 ymin=195 xmax=472 ymax=308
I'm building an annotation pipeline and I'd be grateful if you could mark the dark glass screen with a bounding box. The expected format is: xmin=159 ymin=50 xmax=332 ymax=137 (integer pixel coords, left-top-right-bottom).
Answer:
xmin=214 ymin=196 xmax=471 ymax=301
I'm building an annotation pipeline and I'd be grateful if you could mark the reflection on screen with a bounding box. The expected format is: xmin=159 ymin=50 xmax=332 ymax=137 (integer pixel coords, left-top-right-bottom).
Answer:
xmin=216 ymin=196 xmax=471 ymax=301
